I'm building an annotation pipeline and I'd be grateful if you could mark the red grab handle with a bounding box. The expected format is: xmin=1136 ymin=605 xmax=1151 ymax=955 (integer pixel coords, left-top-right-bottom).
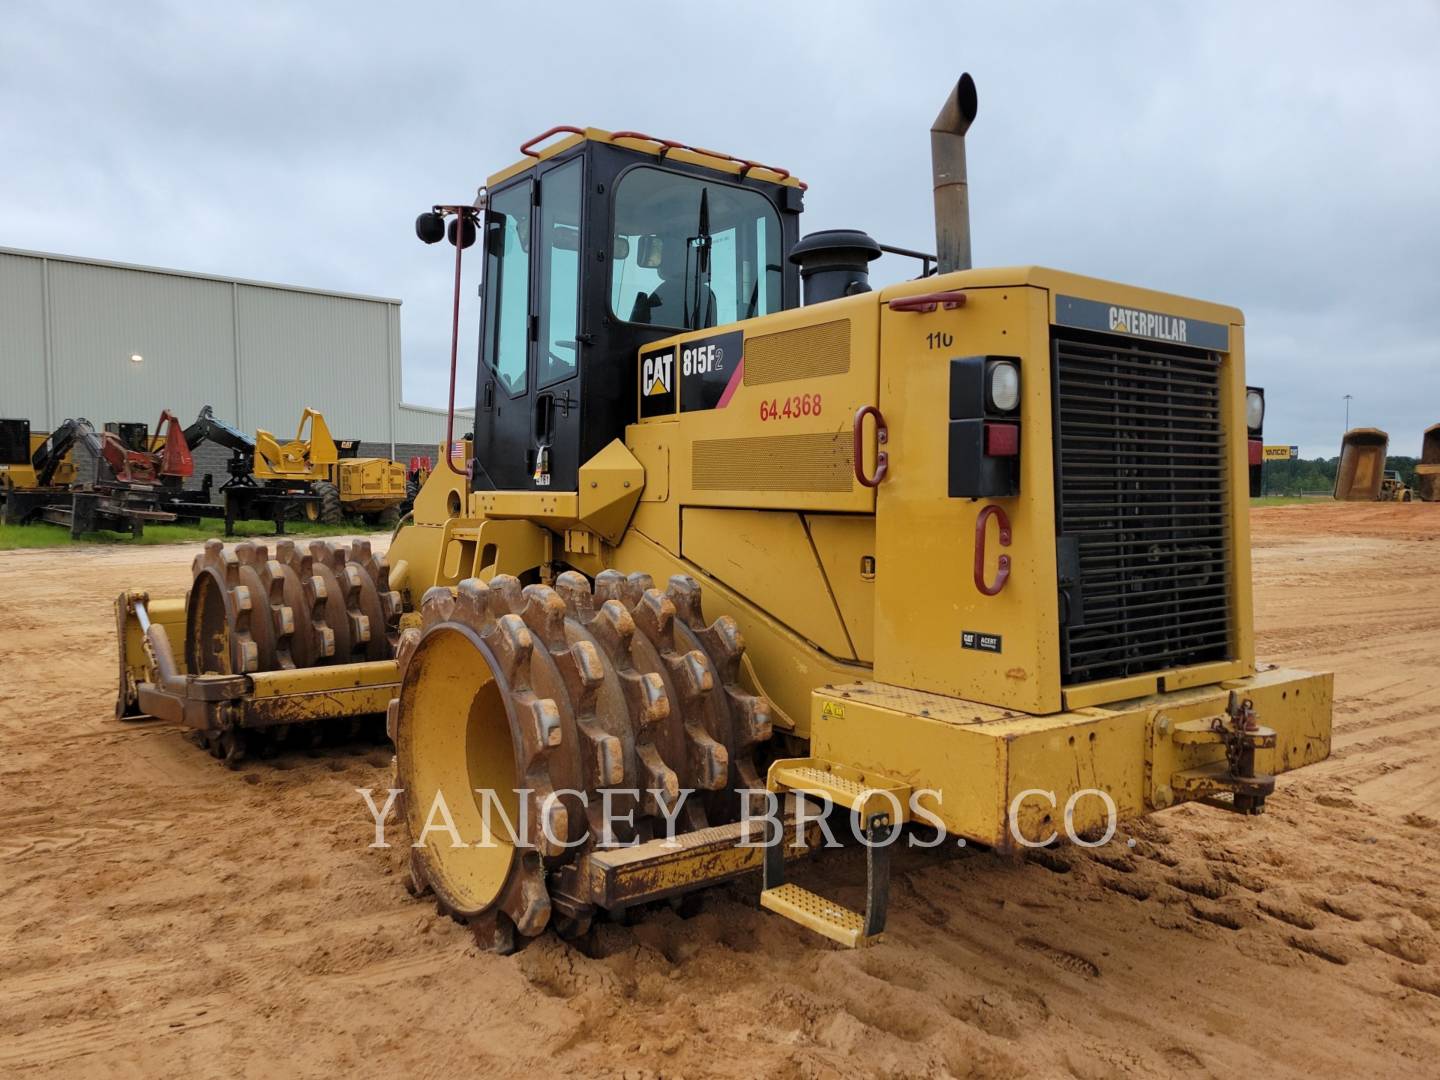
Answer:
xmin=887 ymin=290 xmax=967 ymax=313
xmin=853 ymin=405 xmax=889 ymax=487
xmin=974 ymin=504 xmax=1012 ymax=596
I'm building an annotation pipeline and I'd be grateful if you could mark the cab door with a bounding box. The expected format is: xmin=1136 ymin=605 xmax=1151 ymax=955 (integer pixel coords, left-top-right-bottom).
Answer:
xmin=473 ymin=157 xmax=585 ymax=491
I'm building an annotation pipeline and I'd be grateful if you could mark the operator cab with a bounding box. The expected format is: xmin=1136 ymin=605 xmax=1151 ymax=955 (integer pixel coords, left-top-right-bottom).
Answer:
xmin=446 ymin=129 xmax=805 ymax=492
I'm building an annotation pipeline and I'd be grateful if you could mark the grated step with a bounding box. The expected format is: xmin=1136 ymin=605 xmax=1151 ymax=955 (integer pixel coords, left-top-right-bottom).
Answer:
xmin=768 ymin=758 xmax=910 ymax=821
xmin=760 ymin=882 xmax=876 ymax=948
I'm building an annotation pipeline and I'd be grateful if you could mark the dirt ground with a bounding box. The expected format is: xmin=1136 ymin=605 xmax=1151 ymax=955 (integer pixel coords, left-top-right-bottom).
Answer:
xmin=2 ymin=505 xmax=1438 ymax=1078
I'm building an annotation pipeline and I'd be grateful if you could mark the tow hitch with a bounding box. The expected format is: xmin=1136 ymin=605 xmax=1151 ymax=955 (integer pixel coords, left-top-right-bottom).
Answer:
xmin=1161 ymin=692 xmax=1278 ymax=815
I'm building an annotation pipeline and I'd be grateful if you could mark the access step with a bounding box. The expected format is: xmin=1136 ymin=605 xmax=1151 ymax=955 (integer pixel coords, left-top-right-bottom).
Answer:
xmin=761 ymin=882 xmax=871 ymax=948
xmin=760 ymin=757 xmax=909 ymax=948
xmin=768 ymin=758 xmax=911 ymax=820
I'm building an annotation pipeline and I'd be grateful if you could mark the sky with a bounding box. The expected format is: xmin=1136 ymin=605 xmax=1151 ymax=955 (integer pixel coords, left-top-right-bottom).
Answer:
xmin=2 ymin=1 xmax=1436 ymax=458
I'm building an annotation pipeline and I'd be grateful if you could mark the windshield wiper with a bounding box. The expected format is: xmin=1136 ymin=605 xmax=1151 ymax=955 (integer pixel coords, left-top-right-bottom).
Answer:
xmin=685 ymin=188 xmax=712 ymax=328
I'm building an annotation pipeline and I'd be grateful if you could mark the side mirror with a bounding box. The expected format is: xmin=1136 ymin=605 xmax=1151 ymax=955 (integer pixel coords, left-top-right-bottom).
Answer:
xmin=415 ymin=212 xmax=445 ymax=244
xmin=448 ymin=216 xmax=476 ymax=249
xmin=637 ymin=234 xmax=663 ymax=269
xmin=613 ymin=235 xmax=631 ymax=260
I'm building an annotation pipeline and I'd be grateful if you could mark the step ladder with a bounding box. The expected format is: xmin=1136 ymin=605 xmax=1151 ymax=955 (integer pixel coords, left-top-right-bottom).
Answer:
xmin=760 ymin=758 xmax=910 ymax=948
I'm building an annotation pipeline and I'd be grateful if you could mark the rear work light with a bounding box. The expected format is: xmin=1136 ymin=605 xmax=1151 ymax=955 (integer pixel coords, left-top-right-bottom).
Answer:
xmin=948 ymin=355 xmax=1021 ymax=498
xmin=1247 ymin=385 xmax=1265 ymax=496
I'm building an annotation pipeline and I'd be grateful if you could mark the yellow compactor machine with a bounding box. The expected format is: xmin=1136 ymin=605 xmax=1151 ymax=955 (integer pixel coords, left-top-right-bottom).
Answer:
xmin=252 ymin=408 xmax=407 ymax=525
xmin=117 ymin=75 xmax=1333 ymax=950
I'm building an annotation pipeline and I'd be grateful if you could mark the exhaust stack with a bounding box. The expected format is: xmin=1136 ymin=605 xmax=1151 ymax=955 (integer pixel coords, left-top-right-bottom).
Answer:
xmin=931 ymin=73 xmax=979 ymax=273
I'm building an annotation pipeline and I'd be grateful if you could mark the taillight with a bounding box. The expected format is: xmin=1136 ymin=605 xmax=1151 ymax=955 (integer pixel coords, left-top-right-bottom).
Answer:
xmin=948 ymin=356 xmax=1022 ymax=498
xmin=1247 ymin=385 xmax=1265 ymax=497
xmin=985 ymin=421 xmax=1020 ymax=456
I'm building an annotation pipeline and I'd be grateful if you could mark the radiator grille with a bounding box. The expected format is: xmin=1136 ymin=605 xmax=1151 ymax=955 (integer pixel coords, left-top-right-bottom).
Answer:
xmin=743 ymin=320 xmax=850 ymax=386
xmin=693 ymin=432 xmax=852 ymax=491
xmin=1052 ymin=330 xmax=1232 ymax=684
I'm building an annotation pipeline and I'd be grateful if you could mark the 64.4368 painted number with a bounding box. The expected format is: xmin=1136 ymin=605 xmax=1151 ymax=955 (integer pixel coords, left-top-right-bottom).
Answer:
xmin=760 ymin=393 xmax=822 ymax=421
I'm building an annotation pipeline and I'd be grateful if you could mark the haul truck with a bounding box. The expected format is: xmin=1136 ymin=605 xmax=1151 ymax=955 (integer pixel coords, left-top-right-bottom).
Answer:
xmin=1416 ymin=423 xmax=1440 ymax=502
xmin=1334 ymin=427 xmax=1390 ymax=501
xmin=117 ymin=75 xmax=1332 ymax=950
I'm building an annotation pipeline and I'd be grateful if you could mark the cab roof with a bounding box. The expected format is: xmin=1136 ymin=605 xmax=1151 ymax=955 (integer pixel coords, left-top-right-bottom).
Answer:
xmin=486 ymin=126 xmax=807 ymax=191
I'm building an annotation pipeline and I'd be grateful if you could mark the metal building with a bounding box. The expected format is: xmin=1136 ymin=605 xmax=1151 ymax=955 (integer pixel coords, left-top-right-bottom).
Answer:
xmin=0 ymin=246 xmax=464 ymax=473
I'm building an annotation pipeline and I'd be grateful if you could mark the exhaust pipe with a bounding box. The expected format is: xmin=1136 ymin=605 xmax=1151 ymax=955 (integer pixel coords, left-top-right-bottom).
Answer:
xmin=931 ymin=73 xmax=979 ymax=274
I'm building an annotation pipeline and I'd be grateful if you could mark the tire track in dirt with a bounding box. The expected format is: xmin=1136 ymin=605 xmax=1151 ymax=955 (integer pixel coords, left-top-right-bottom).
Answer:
xmin=0 ymin=1001 xmax=224 ymax=1070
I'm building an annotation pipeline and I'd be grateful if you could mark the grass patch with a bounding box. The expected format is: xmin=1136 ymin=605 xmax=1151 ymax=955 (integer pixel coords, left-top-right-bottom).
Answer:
xmin=0 ymin=518 xmax=373 ymax=551
xmin=1250 ymin=495 xmax=1330 ymax=508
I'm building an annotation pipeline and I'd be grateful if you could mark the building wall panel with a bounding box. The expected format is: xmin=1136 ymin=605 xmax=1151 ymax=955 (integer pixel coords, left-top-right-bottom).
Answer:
xmin=46 ymin=259 xmax=238 ymax=428
xmin=1 ymin=247 xmax=422 ymax=458
xmin=394 ymin=403 xmax=474 ymax=446
xmin=237 ymin=285 xmax=391 ymax=439
xmin=0 ymin=253 xmax=52 ymax=423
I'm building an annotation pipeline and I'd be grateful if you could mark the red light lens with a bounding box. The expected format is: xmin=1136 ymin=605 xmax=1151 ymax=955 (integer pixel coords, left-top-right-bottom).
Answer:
xmin=985 ymin=421 xmax=1020 ymax=456
xmin=1248 ymin=438 xmax=1263 ymax=465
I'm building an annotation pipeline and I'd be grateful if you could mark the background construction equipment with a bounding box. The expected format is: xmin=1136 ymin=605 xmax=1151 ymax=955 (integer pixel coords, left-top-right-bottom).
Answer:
xmin=4 ymin=412 xmax=194 ymax=536
xmin=200 ymin=406 xmax=406 ymax=532
xmin=1379 ymin=470 xmax=1413 ymax=502
xmin=0 ymin=417 xmax=78 ymax=507
xmin=1334 ymin=427 xmax=1390 ymax=500
xmin=1417 ymin=423 xmax=1440 ymax=502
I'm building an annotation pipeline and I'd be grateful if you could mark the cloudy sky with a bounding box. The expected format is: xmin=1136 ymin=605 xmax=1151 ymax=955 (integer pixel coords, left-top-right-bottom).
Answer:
xmin=3 ymin=1 xmax=1436 ymax=456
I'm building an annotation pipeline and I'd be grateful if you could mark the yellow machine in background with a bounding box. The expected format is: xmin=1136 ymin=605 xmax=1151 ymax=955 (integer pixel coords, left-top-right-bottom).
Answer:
xmin=0 ymin=421 xmax=78 ymax=500
xmin=254 ymin=408 xmax=407 ymax=525
xmin=116 ymin=74 xmax=1333 ymax=952
xmin=1379 ymin=471 xmax=1412 ymax=502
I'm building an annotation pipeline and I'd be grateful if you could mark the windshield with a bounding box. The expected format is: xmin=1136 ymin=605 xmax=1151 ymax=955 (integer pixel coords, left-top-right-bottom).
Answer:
xmin=610 ymin=167 xmax=782 ymax=331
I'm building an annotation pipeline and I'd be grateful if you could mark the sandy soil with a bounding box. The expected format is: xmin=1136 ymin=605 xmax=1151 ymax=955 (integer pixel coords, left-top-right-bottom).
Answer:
xmin=2 ymin=506 xmax=1438 ymax=1078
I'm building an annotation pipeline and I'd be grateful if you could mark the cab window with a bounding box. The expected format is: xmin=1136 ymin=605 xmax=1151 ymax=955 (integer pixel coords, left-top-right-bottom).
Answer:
xmin=482 ymin=182 xmax=531 ymax=395
xmin=537 ymin=158 xmax=583 ymax=387
xmin=610 ymin=167 xmax=782 ymax=331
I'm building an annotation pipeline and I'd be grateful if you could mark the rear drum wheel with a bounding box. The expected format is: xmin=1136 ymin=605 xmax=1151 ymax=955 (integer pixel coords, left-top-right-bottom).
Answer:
xmin=182 ymin=538 xmax=403 ymax=759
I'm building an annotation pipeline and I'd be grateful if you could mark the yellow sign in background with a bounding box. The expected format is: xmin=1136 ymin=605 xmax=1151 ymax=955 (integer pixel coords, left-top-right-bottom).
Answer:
xmin=1263 ymin=445 xmax=1294 ymax=461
